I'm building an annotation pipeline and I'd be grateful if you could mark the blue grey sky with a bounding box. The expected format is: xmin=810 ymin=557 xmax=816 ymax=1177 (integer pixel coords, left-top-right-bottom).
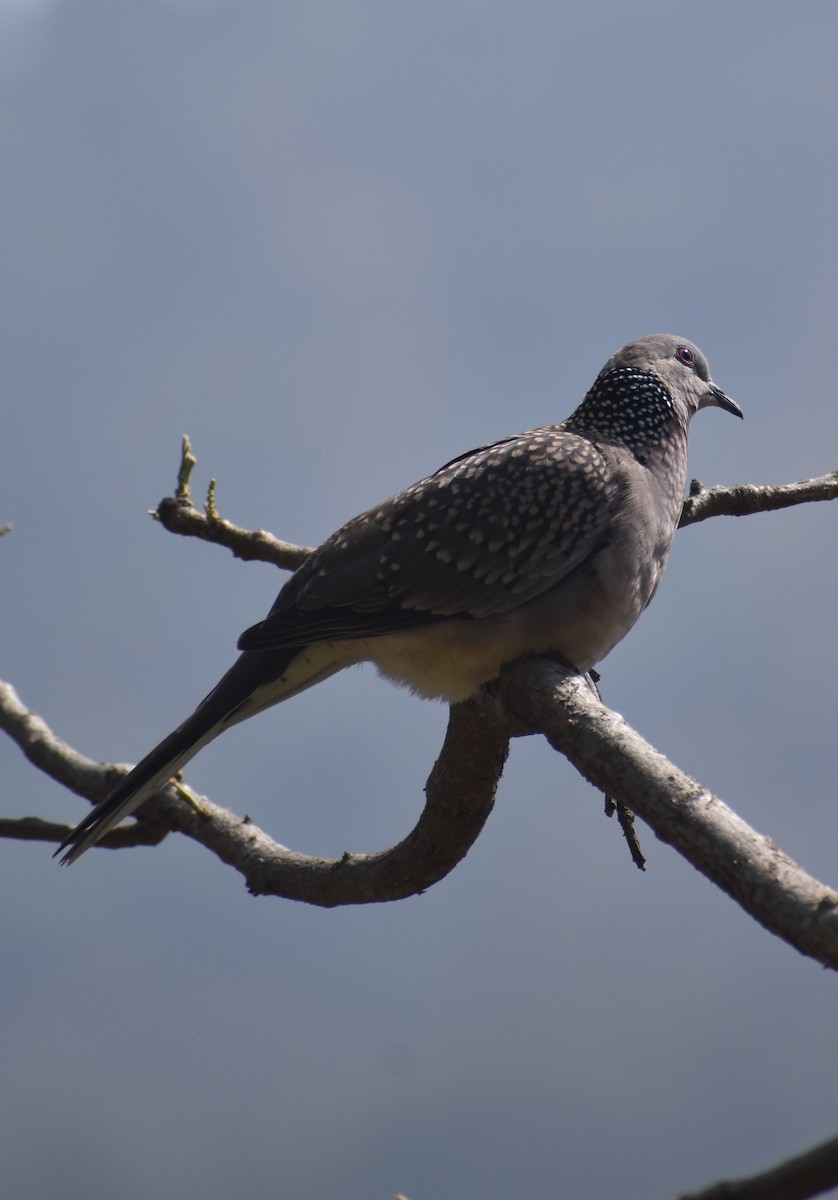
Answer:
xmin=3 ymin=3 xmax=838 ymax=1198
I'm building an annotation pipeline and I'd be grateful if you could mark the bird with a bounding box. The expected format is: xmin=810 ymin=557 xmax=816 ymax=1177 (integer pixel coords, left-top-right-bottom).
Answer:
xmin=57 ymin=333 xmax=741 ymax=864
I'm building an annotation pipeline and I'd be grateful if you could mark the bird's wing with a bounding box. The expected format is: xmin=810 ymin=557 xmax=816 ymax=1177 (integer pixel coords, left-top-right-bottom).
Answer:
xmin=238 ymin=427 xmax=620 ymax=652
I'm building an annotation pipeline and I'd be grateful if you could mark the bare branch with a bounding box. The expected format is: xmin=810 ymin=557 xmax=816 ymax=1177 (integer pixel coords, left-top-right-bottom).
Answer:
xmin=0 ymin=681 xmax=170 ymax=848
xmin=0 ymin=681 xmax=123 ymax=803
xmin=151 ymin=436 xmax=312 ymax=571
xmin=680 ymin=471 xmax=838 ymax=527
xmin=4 ymin=443 xmax=838 ymax=1198
xmin=150 ymin=438 xmax=838 ymax=570
xmin=4 ymin=445 xmax=838 ymax=934
xmin=166 ymin=697 xmax=507 ymax=904
xmin=0 ymin=816 xmax=82 ymax=843
xmin=153 ymin=494 xmax=312 ymax=572
xmin=674 ymin=1129 xmax=838 ymax=1200
xmin=0 ymin=815 xmax=167 ymax=850
xmin=154 ymin=468 xmax=838 ymax=565
xmin=500 ymin=660 xmax=838 ymax=970
xmin=0 ymin=680 xmax=507 ymax=905
xmin=5 ymin=657 xmax=838 ymax=967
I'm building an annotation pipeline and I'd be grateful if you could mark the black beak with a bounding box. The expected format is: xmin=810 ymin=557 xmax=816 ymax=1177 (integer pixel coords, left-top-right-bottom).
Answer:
xmin=707 ymin=383 xmax=743 ymax=419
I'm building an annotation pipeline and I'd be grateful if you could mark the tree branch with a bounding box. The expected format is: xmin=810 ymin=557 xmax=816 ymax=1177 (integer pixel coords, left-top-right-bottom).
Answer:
xmin=680 ymin=471 xmax=838 ymax=527
xmin=4 ymin=440 xmax=838 ymax=1200
xmin=3 ymin=446 xmax=838 ymax=936
xmin=0 ymin=680 xmax=507 ymax=904
xmin=0 ymin=815 xmax=167 ymax=850
xmin=158 ymin=467 xmax=838 ymax=561
xmin=4 ymin=656 xmax=838 ymax=969
xmin=157 ymin=469 xmax=838 ymax=572
xmin=499 ymin=660 xmax=838 ymax=970
xmin=154 ymin=494 xmax=312 ymax=571
xmin=0 ymin=680 xmax=126 ymax=803
xmin=150 ymin=694 xmax=509 ymax=905
xmin=673 ymin=1129 xmax=838 ymax=1200
xmin=0 ymin=681 xmax=171 ymax=848
xmin=155 ymin=439 xmax=838 ymax=568
xmin=151 ymin=436 xmax=312 ymax=570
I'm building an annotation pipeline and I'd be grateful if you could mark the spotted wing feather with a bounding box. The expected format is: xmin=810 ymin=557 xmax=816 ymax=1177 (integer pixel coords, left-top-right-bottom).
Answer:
xmin=238 ymin=427 xmax=619 ymax=651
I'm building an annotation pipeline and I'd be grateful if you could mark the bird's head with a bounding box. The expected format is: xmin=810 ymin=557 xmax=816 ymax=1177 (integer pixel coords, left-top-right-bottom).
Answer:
xmin=604 ymin=334 xmax=742 ymax=420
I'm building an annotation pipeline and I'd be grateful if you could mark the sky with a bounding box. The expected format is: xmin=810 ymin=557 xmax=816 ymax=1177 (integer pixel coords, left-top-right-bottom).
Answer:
xmin=3 ymin=3 xmax=838 ymax=1198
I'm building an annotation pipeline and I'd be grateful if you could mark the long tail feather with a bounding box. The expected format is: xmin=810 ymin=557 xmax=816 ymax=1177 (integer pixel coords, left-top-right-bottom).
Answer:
xmin=56 ymin=647 xmax=303 ymax=864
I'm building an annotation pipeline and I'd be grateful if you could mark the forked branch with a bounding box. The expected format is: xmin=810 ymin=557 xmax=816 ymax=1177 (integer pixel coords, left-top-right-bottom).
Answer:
xmin=1 ymin=443 xmax=837 ymax=965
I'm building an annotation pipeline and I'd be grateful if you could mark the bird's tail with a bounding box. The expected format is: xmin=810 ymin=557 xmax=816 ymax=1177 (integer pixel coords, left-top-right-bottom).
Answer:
xmin=56 ymin=646 xmax=308 ymax=865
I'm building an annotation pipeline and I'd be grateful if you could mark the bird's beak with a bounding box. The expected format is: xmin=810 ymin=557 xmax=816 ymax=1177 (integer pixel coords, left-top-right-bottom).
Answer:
xmin=702 ymin=383 xmax=743 ymax=419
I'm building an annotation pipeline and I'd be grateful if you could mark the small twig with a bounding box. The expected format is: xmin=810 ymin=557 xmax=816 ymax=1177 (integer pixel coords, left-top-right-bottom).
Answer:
xmin=0 ymin=815 xmax=167 ymax=851
xmin=152 ymin=437 xmax=312 ymax=571
xmin=0 ymin=817 xmax=78 ymax=843
xmin=154 ymin=494 xmax=312 ymax=571
xmin=205 ymin=477 xmax=220 ymax=521
xmin=175 ymin=434 xmax=197 ymax=500
xmin=604 ymin=796 xmax=646 ymax=870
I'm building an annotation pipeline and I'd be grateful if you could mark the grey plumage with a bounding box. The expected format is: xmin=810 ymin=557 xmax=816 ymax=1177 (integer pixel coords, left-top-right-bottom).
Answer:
xmin=58 ymin=333 xmax=741 ymax=864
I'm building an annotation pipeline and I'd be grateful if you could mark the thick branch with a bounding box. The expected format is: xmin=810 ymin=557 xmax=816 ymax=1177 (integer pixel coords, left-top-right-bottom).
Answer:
xmin=3 ymin=449 xmax=838 ymax=930
xmin=500 ymin=660 xmax=838 ymax=970
xmin=0 ymin=680 xmax=507 ymax=905
xmin=177 ymin=697 xmax=508 ymax=904
xmin=5 ymin=659 xmax=838 ymax=966
xmin=680 ymin=471 xmax=838 ymax=527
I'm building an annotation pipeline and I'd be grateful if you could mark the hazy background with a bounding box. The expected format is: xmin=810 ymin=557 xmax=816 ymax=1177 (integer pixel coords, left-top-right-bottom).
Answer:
xmin=3 ymin=3 xmax=838 ymax=1198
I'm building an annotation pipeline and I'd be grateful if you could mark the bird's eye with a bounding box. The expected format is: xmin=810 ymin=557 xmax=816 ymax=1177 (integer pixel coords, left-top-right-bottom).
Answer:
xmin=675 ymin=345 xmax=695 ymax=368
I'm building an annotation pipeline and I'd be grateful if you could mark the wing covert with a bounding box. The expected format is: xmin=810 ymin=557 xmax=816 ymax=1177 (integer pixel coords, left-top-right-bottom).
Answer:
xmin=238 ymin=427 xmax=619 ymax=651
